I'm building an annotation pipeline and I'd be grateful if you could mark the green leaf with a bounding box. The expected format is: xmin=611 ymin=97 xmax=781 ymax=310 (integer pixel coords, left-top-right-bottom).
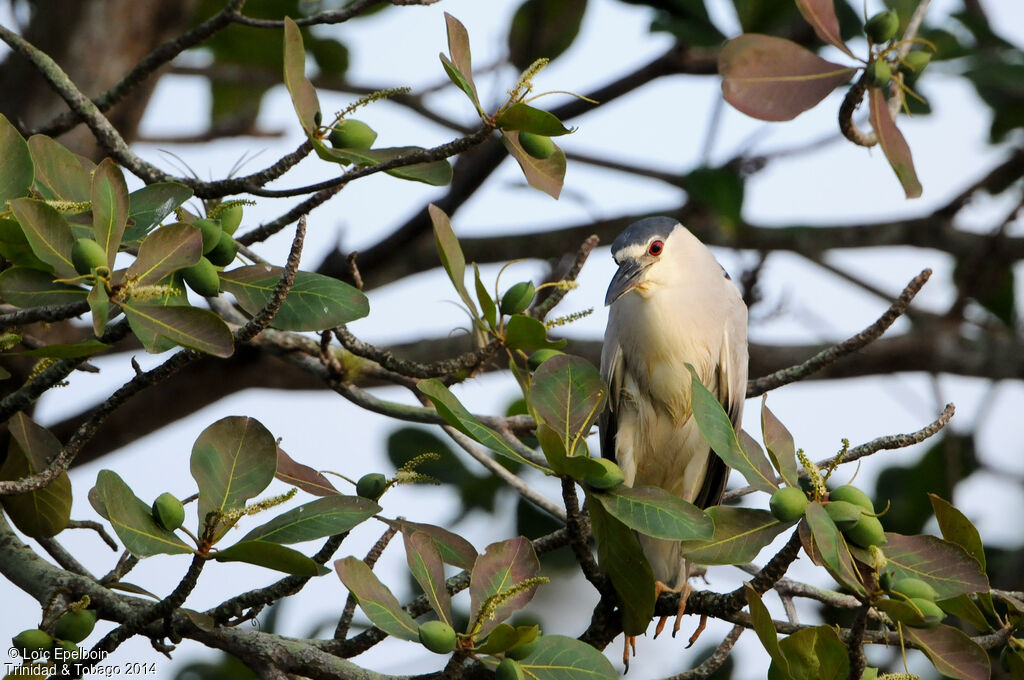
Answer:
xmin=87 ymin=281 xmax=110 ymax=337
xmin=91 ymin=158 xmax=129 ymax=268
xmin=334 ymin=555 xmax=419 ymax=641
xmin=507 ymin=0 xmax=587 ymax=71
xmin=514 ymin=634 xmax=618 ymax=680
xmin=679 ymin=506 xmax=791 ymax=565
xmin=688 ymin=364 xmax=777 ymax=493
xmin=219 ymin=266 xmax=369 ymax=331
xmin=719 ymin=34 xmax=855 ymax=122
xmin=416 ymin=378 xmax=530 ymax=466
xmin=282 ymin=16 xmax=320 ymax=135
xmin=473 ymin=264 xmax=497 ymax=330
xmin=935 ymin=593 xmax=992 ymax=632
xmin=313 ymin=139 xmax=454 ymax=185
xmin=528 ymin=354 xmax=606 ymax=450
xmin=7 ymin=339 xmax=109 ymax=359
xmin=500 ymin=131 xmax=566 ymax=199
xmin=770 ymin=625 xmax=849 ymax=680
xmin=470 ymin=537 xmax=542 ymax=637
xmin=928 ymin=493 xmax=986 ymax=570
xmin=795 ymin=0 xmax=856 ymax=58
xmin=213 ymin=540 xmax=325 ymax=576
xmin=124 ymin=183 xmax=194 ymax=242
xmin=27 ymin=134 xmax=92 ymax=202
xmin=505 ymin=314 xmax=566 ymax=352
xmin=882 ymin=533 xmax=989 ymax=599
xmin=760 ymin=397 xmax=799 ymax=487
xmin=746 ymin=586 xmax=789 ymax=673
xmin=240 ymin=495 xmax=379 ymax=544
xmin=122 ymin=302 xmax=233 ymax=358
xmin=382 ymin=517 xmax=478 ymax=570
xmin=190 ymin=416 xmax=278 ymax=542
xmin=0 ymin=267 xmax=87 ymax=307
xmin=0 ymin=413 xmax=72 ymax=539
xmin=0 ymin=217 xmax=50 ymax=270
xmin=587 ymin=496 xmax=654 ymax=635
xmin=495 ymin=103 xmax=572 ymax=136
xmin=275 ymin=448 xmax=341 ymax=497
xmin=125 ymin=223 xmax=203 ymax=286
xmin=404 ymin=531 xmax=453 ymax=625
xmin=0 ymin=114 xmax=33 ymax=206
xmin=93 ymin=469 xmax=192 ymax=556
xmin=868 ymin=88 xmax=922 ymax=199
xmin=427 ymin=204 xmax=477 ymax=316
xmin=9 ymin=198 xmax=77 ymax=278
xmin=476 ymin=624 xmax=539 ymax=655
xmin=803 ymin=501 xmax=866 ymax=596
xmin=904 ymin=624 xmax=990 ymax=680
xmin=590 ymin=485 xmax=713 ymax=541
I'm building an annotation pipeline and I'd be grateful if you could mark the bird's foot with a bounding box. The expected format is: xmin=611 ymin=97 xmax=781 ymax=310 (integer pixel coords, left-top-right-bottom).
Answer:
xmin=651 ymin=581 xmax=691 ymax=639
xmin=622 ymin=634 xmax=637 ymax=672
xmin=686 ymin=613 xmax=708 ymax=649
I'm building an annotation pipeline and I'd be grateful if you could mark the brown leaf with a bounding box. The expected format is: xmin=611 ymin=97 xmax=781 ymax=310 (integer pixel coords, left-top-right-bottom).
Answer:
xmin=275 ymin=448 xmax=340 ymax=497
xmin=719 ymin=34 xmax=855 ymax=122
xmin=795 ymin=0 xmax=856 ymax=58
xmin=500 ymin=131 xmax=565 ymax=199
xmin=869 ymin=88 xmax=923 ymax=198
xmin=905 ymin=625 xmax=990 ymax=680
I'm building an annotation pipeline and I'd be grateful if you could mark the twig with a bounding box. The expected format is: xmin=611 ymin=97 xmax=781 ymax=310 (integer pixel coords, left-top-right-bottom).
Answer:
xmin=229 ymin=0 xmax=384 ymax=27
xmin=747 ymin=269 xmax=931 ymax=397
xmin=530 ymin=234 xmax=600 ymax=321
xmin=36 ymin=537 xmax=96 ymax=579
xmin=443 ymin=425 xmax=565 ymax=520
xmin=333 ymin=328 xmax=501 ymax=380
xmin=666 ymin=624 xmax=744 ymax=680
xmin=235 ymin=216 xmax=306 ymax=343
xmin=559 ymin=477 xmax=607 ymax=593
xmin=66 ymin=520 xmax=119 ymax=551
xmin=845 ymin=601 xmax=871 ymax=680
xmin=0 ymin=301 xmax=91 ymax=330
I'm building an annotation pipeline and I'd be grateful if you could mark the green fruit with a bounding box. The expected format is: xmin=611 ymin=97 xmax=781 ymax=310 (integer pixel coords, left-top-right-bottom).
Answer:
xmin=53 ymin=609 xmax=96 ymax=643
xmin=496 ymin=658 xmax=526 ymax=680
xmin=877 ymin=569 xmax=895 ymax=591
xmin=152 ymin=492 xmax=185 ymax=531
xmin=866 ymin=60 xmax=892 ymax=89
xmin=829 ymin=485 xmax=874 ymax=513
xmin=418 ymin=620 xmax=456 ymax=654
xmin=329 ymin=119 xmax=377 ymax=150
xmin=844 ymin=514 xmax=886 ymax=548
xmin=356 ymin=473 xmax=387 ymax=500
xmin=825 ymin=500 xmax=864 ymax=529
xmin=769 ymin=486 xmax=808 ymax=522
xmin=583 ymin=458 xmax=625 ymax=490
xmin=13 ymin=629 xmax=52 ymax=658
xmin=206 ymin=231 xmax=238 ymax=267
xmin=52 ymin=639 xmax=79 ymax=659
xmin=182 ymin=257 xmax=221 ymax=297
xmin=906 ymin=597 xmax=944 ymax=628
xmin=194 ymin=218 xmax=222 ymax=254
xmin=901 ymin=50 xmax=932 ymax=76
xmin=218 ymin=204 xmax=243 ymax=235
xmin=891 ymin=577 xmax=937 ymax=601
xmin=71 ymin=238 xmax=108 ymax=275
xmin=527 ymin=349 xmax=563 ymax=370
xmin=500 ymin=281 xmax=536 ymax=316
xmin=518 ymin=132 xmax=555 ymax=159
xmin=865 ymin=9 xmax=899 ymax=43
xmin=506 ymin=639 xmax=537 ymax=660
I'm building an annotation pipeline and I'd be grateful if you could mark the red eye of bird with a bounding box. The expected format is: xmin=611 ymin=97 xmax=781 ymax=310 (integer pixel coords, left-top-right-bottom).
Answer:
xmin=648 ymin=240 xmax=664 ymax=256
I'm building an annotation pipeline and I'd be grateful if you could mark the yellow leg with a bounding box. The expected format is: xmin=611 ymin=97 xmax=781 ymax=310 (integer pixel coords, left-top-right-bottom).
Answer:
xmin=686 ymin=613 xmax=708 ymax=648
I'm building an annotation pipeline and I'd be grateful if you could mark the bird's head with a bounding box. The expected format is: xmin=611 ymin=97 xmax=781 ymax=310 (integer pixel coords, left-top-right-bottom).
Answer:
xmin=605 ymin=216 xmax=684 ymax=306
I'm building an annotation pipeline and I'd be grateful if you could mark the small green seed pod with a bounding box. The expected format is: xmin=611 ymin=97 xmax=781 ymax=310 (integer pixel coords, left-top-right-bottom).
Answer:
xmin=769 ymin=486 xmax=808 ymax=522
xmin=53 ymin=610 xmax=97 ymax=644
xmin=865 ymin=9 xmax=899 ymax=43
xmin=194 ymin=218 xmax=223 ymax=254
xmin=500 ymin=282 xmax=536 ymax=316
xmin=844 ymin=514 xmax=886 ymax=548
xmin=72 ymin=238 xmax=108 ymax=275
xmin=901 ymin=51 xmax=932 ymax=76
xmin=518 ymin=132 xmax=556 ymax=159
xmin=825 ymin=500 xmax=864 ymax=529
xmin=218 ymin=204 xmax=244 ymax=235
xmin=329 ymin=120 xmax=378 ymax=150
xmin=906 ymin=597 xmax=944 ymax=628
xmin=152 ymin=492 xmax=186 ymax=531
xmin=866 ymin=60 xmax=893 ymax=89
xmin=356 ymin=473 xmax=388 ymax=500
xmin=828 ymin=485 xmax=875 ymax=513
xmin=418 ymin=620 xmax=457 ymax=654
xmin=182 ymin=257 xmax=221 ymax=297
xmin=206 ymin=231 xmax=239 ymax=267
xmin=891 ymin=577 xmax=938 ymax=601
xmin=12 ymin=629 xmax=53 ymax=658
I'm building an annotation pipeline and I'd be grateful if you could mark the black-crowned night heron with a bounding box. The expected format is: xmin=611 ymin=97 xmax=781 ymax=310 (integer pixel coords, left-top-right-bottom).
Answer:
xmin=600 ymin=217 xmax=749 ymax=661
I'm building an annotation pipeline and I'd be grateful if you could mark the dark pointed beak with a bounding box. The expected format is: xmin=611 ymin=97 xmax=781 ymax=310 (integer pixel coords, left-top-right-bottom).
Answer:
xmin=605 ymin=258 xmax=649 ymax=306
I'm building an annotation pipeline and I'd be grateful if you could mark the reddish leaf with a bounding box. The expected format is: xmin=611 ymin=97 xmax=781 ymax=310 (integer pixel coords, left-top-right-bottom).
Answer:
xmin=282 ymin=16 xmax=320 ymax=135
xmin=500 ymin=131 xmax=565 ymax=199
xmin=122 ymin=303 xmax=233 ymax=358
xmin=0 ymin=413 xmax=72 ymax=538
xmin=795 ymin=0 xmax=856 ymax=58
xmin=680 ymin=506 xmax=790 ymax=565
xmin=760 ymin=397 xmax=799 ymax=487
xmin=27 ymin=135 xmax=92 ymax=202
xmin=335 ymin=556 xmax=419 ymax=641
xmin=404 ymin=531 xmax=453 ymax=625
xmin=275 ymin=448 xmax=340 ymax=496
xmin=444 ymin=13 xmax=478 ymax=102
xmin=214 ymin=540 xmax=324 ymax=576
xmin=929 ymin=494 xmax=986 ymax=569
xmin=9 ymin=198 xmax=77 ymax=278
xmin=91 ymin=158 xmax=129 ymax=268
xmin=883 ymin=533 xmax=989 ymax=599
xmin=125 ymin=223 xmax=202 ymax=286
xmin=719 ymin=34 xmax=855 ymax=122
xmin=0 ymin=114 xmax=33 ymax=206
xmin=869 ymin=88 xmax=923 ymax=198
xmin=470 ymin=537 xmax=541 ymax=637
xmin=382 ymin=518 xmax=478 ymax=570
xmin=905 ymin=625 xmax=990 ymax=680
